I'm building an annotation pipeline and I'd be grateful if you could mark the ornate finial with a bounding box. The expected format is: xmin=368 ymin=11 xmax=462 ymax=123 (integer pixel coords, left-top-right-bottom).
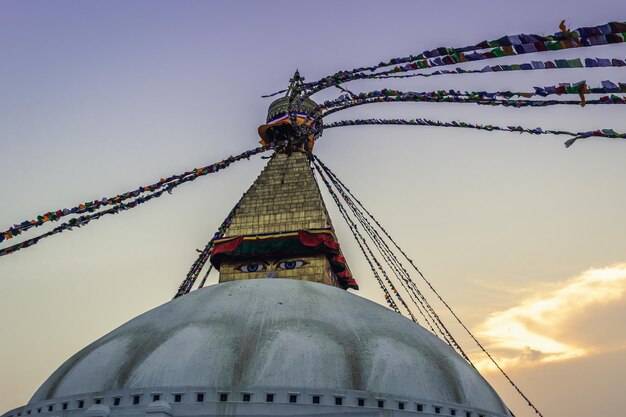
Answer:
xmin=286 ymin=70 xmax=305 ymax=97
xmin=258 ymin=70 xmax=321 ymax=153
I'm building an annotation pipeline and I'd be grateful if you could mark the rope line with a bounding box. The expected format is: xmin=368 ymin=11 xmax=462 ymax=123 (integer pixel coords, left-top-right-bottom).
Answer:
xmin=362 ymin=57 xmax=626 ymax=80
xmin=319 ymin=97 xmax=621 ymax=122
xmin=313 ymin=162 xmax=401 ymax=313
xmin=260 ymin=57 xmax=624 ymax=99
xmin=1 ymin=146 xmax=273 ymax=248
xmin=323 ymin=118 xmax=626 ymax=148
xmin=174 ymin=197 xmax=243 ymax=298
xmin=1 ymin=184 xmax=173 ymax=257
xmin=303 ymin=21 xmax=626 ymax=94
xmin=317 ymin=83 xmax=625 ymax=115
xmin=324 ymin=162 xmax=446 ymax=336
xmin=315 ymin=157 xmax=542 ymax=417
xmin=198 ymin=265 xmax=214 ymax=289
xmin=315 ymin=156 xmax=475 ymax=363
xmin=318 ymin=158 xmax=449 ymax=337
xmin=316 ymin=158 xmax=438 ymax=331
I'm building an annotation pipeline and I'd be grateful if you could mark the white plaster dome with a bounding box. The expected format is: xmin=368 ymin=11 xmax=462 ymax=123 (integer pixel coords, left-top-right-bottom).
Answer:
xmin=28 ymin=279 xmax=510 ymax=416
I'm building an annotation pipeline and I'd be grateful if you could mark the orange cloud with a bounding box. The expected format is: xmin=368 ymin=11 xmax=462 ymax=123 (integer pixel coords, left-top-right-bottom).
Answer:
xmin=474 ymin=264 xmax=626 ymax=371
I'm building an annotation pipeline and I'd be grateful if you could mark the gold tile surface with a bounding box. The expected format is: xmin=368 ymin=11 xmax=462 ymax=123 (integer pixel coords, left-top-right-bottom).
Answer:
xmin=217 ymin=150 xmax=343 ymax=287
xmin=224 ymin=151 xmax=332 ymax=237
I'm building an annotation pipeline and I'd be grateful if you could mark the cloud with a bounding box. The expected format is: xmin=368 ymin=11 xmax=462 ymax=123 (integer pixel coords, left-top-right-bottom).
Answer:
xmin=474 ymin=264 xmax=626 ymax=371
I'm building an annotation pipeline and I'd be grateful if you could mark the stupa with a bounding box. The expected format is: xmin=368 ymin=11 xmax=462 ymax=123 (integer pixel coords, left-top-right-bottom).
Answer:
xmin=2 ymin=87 xmax=511 ymax=417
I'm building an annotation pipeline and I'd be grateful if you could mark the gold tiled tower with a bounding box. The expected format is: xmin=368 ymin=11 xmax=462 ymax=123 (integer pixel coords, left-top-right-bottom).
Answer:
xmin=216 ymin=150 xmax=341 ymax=286
xmin=224 ymin=152 xmax=331 ymax=237
xmin=210 ymin=85 xmax=355 ymax=290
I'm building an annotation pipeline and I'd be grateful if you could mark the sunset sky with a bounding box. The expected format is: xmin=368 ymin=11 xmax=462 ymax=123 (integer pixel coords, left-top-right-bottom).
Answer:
xmin=1 ymin=2 xmax=625 ymax=416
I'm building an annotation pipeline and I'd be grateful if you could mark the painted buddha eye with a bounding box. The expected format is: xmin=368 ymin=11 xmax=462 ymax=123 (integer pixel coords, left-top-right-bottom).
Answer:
xmin=239 ymin=263 xmax=265 ymax=272
xmin=278 ymin=260 xmax=305 ymax=270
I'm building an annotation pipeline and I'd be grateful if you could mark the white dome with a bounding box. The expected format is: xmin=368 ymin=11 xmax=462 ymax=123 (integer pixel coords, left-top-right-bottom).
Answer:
xmin=24 ymin=280 xmax=509 ymax=416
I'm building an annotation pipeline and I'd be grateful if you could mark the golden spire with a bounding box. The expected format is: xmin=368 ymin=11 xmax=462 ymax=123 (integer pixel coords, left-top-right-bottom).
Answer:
xmin=209 ymin=89 xmax=356 ymax=290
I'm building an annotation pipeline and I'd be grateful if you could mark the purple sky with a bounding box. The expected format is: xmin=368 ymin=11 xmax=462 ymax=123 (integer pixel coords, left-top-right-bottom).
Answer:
xmin=1 ymin=2 xmax=625 ymax=416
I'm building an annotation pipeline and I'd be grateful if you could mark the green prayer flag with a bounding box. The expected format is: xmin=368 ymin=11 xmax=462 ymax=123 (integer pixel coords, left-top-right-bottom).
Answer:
xmin=567 ymin=58 xmax=583 ymax=68
xmin=491 ymin=48 xmax=506 ymax=57
xmin=547 ymin=41 xmax=562 ymax=51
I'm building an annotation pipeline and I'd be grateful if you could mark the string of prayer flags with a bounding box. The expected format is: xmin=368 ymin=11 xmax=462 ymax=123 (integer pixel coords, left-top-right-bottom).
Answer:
xmin=533 ymin=80 xmax=626 ymax=96
xmin=360 ymin=57 xmax=626 ymax=81
xmin=0 ymin=186 xmax=173 ymax=257
xmin=316 ymin=155 xmax=472 ymax=351
xmin=323 ymin=118 xmax=626 ymax=148
xmin=349 ymin=21 xmax=624 ymax=74
xmin=318 ymin=86 xmax=625 ymax=118
xmin=174 ymin=198 xmax=244 ymax=298
xmin=312 ymin=162 xmax=401 ymax=313
xmin=314 ymin=155 xmax=545 ymax=417
xmin=0 ymin=146 xmax=272 ymax=245
xmin=303 ymin=21 xmax=626 ymax=94
xmin=0 ymin=146 xmax=274 ymax=255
